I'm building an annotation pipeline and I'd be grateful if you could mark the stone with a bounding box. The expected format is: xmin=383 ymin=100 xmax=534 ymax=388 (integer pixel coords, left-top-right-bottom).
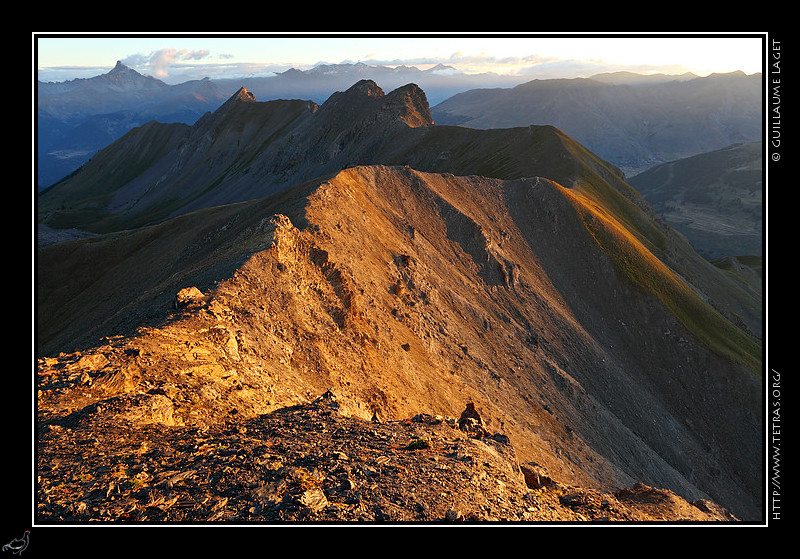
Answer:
xmin=445 ymin=509 xmax=463 ymax=521
xmin=458 ymin=402 xmax=482 ymax=430
xmin=124 ymin=393 xmax=178 ymax=426
xmin=74 ymin=353 xmax=109 ymax=371
xmin=173 ymin=286 xmax=206 ymax=309
xmin=35 ymin=380 xmax=741 ymax=523
xmin=520 ymin=462 xmax=552 ymax=490
xmin=299 ymin=487 xmax=328 ymax=512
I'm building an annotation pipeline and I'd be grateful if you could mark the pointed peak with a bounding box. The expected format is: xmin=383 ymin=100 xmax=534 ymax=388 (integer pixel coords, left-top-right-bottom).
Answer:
xmin=192 ymin=86 xmax=259 ymax=132
xmin=231 ymin=86 xmax=257 ymax=103
xmin=100 ymin=60 xmax=164 ymax=88
xmin=216 ymin=86 xmax=257 ymax=112
xmin=107 ymin=61 xmax=142 ymax=77
xmin=384 ymin=83 xmax=433 ymax=127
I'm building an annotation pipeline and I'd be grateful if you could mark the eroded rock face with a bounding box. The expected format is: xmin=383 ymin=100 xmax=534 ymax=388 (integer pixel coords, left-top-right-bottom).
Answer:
xmin=521 ymin=462 xmax=553 ymax=490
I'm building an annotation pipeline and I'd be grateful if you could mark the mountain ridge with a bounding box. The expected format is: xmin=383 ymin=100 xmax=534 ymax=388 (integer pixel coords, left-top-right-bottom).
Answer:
xmin=36 ymin=80 xmax=631 ymax=233
xmin=38 ymin=80 xmax=763 ymax=348
xmin=37 ymin=164 xmax=762 ymax=520
xmin=36 ymin=80 xmax=763 ymax=521
xmin=431 ymin=71 xmax=762 ymax=176
xmin=37 ymin=62 xmax=758 ymax=189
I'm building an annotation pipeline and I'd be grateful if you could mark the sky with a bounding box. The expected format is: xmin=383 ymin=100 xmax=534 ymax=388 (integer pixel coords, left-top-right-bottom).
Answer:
xmin=34 ymin=33 xmax=766 ymax=85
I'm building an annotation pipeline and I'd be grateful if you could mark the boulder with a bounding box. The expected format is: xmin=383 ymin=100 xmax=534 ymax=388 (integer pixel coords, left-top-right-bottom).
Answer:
xmin=520 ymin=462 xmax=552 ymax=490
xmin=173 ymin=287 xmax=206 ymax=309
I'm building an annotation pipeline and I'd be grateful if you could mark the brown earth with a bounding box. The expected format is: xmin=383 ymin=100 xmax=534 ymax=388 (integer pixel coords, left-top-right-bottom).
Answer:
xmin=36 ymin=165 xmax=760 ymax=524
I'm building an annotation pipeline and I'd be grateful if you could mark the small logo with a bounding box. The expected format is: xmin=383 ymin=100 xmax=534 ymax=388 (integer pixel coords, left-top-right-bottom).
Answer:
xmin=2 ymin=531 xmax=29 ymax=556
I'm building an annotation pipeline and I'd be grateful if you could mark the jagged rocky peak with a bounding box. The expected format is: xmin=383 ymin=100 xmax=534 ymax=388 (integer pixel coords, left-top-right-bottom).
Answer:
xmin=384 ymin=82 xmax=433 ymax=127
xmin=109 ymin=60 xmax=138 ymax=74
xmin=102 ymin=60 xmax=164 ymax=89
xmin=188 ymin=85 xmax=259 ymax=134
xmin=231 ymin=85 xmax=257 ymax=103
xmin=217 ymin=86 xmax=258 ymax=114
xmin=349 ymin=78 xmax=385 ymax=98
xmin=321 ymin=79 xmax=385 ymax=106
xmin=216 ymin=86 xmax=258 ymax=110
xmin=321 ymin=79 xmax=433 ymax=128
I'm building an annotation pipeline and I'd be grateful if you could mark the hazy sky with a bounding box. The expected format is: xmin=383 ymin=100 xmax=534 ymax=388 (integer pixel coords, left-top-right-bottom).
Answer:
xmin=34 ymin=33 xmax=766 ymax=84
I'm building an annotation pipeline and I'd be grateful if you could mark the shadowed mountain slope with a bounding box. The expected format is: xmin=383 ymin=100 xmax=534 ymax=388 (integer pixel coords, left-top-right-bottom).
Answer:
xmin=430 ymin=72 xmax=762 ymax=176
xmin=629 ymin=141 xmax=763 ymax=260
xmin=39 ymin=80 xmax=623 ymax=234
xmin=37 ymin=61 xmax=230 ymax=189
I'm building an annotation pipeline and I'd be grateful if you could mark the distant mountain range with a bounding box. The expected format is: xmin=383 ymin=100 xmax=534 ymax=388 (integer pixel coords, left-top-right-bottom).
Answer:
xmin=37 ymin=62 xmax=231 ymax=188
xmin=431 ymin=71 xmax=762 ymax=177
xmin=36 ymin=61 xmax=525 ymax=189
xmin=37 ymin=62 xmax=762 ymax=190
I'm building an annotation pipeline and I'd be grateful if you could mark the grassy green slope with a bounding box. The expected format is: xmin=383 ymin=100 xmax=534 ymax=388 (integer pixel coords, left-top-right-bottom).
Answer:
xmin=559 ymin=184 xmax=761 ymax=373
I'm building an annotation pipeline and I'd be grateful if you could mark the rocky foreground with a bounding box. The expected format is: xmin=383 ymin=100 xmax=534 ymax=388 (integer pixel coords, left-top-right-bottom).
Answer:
xmin=37 ymin=369 xmax=735 ymax=524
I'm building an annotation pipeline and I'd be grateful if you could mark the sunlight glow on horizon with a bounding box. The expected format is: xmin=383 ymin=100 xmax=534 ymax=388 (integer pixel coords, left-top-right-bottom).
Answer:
xmin=35 ymin=34 xmax=766 ymax=84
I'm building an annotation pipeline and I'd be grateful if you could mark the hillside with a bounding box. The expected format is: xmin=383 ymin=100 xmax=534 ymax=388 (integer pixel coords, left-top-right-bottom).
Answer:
xmin=38 ymin=165 xmax=761 ymax=522
xmin=430 ymin=71 xmax=762 ymax=177
xmin=36 ymin=81 xmax=763 ymax=523
xmin=37 ymin=378 xmax=738 ymax=524
xmin=629 ymin=141 xmax=763 ymax=260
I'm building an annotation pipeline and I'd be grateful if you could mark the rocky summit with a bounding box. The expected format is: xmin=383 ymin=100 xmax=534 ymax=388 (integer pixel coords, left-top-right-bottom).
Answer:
xmin=36 ymin=81 xmax=763 ymax=527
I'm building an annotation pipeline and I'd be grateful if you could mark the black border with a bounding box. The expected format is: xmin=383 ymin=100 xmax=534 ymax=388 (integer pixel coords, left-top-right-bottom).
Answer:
xmin=27 ymin=32 xmax=778 ymax=553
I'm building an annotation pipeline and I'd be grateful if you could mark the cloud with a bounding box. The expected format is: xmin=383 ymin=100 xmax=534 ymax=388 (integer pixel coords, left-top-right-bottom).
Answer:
xmin=183 ymin=50 xmax=210 ymax=61
xmin=148 ymin=48 xmax=210 ymax=78
xmin=120 ymin=53 xmax=150 ymax=69
xmin=120 ymin=48 xmax=213 ymax=79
